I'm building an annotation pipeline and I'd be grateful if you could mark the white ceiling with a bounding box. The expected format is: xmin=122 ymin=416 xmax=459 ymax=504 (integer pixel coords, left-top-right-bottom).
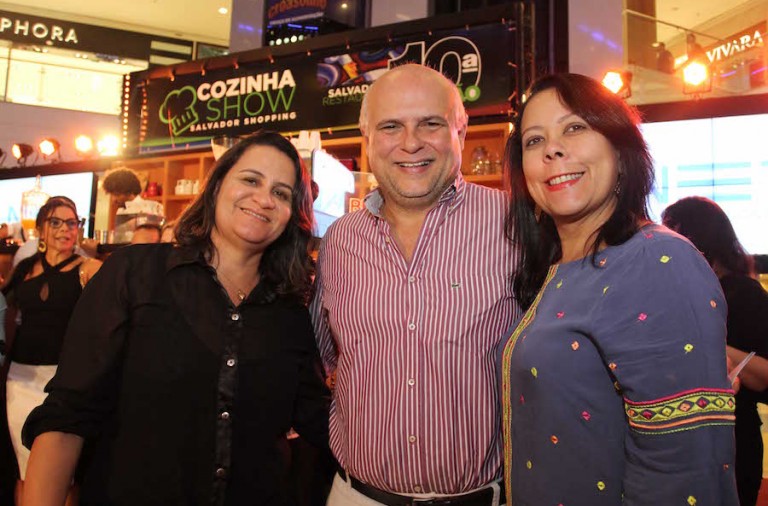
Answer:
xmin=0 ymin=0 xmax=232 ymax=46
xmin=639 ymin=0 xmax=758 ymax=44
xmin=0 ymin=1 xmax=760 ymax=55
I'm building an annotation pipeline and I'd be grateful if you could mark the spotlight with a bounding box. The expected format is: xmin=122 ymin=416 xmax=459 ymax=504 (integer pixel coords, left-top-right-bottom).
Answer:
xmin=601 ymin=70 xmax=632 ymax=98
xmin=97 ymin=134 xmax=120 ymax=156
xmin=38 ymin=138 xmax=61 ymax=162
xmin=682 ymin=61 xmax=712 ymax=95
xmin=75 ymin=135 xmax=95 ymax=157
xmin=12 ymin=143 xmax=35 ymax=167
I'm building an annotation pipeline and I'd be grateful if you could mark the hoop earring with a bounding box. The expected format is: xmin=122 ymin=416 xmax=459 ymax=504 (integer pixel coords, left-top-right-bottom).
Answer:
xmin=37 ymin=239 xmax=47 ymax=253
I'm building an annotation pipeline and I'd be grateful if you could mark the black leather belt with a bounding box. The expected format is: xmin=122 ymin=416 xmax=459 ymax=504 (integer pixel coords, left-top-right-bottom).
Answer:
xmin=337 ymin=469 xmax=504 ymax=506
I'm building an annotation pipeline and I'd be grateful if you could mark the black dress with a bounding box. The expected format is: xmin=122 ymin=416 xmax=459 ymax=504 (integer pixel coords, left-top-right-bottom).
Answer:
xmin=721 ymin=273 xmax=768 ymax=506
xmin=23 ymin=244 xmax=330 ymax=506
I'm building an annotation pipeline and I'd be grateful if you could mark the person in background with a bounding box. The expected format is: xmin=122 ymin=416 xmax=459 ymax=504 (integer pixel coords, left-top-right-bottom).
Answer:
xmin=130 ymin=224 xmax=161 ymax=245
xmin=160 ymin=220 xmax=177 ymax=243
xmin=662 ymin=196 xmax=768 ymax=506
xmin=655 ymin=42 xmax=675 ymax=74
xmin=686 ymin=33 xmax=706 ymax=62
xmin=101 ymin=167 xmax=164 ymax=217
xmin=0 ymin=223 xmax=24 ymax=243
xmin=101 ymin=167 xmax=142 ymax=209
xmin=20 ymin=131 xmax=329 ymax=506
xmin=10 ymin=196 xmax=91 ymax=269
xmin=1 ymin=196 xmax=102 ymax=505
xmin=312 ymin=63 xmax=518 ymax=505
xmin=501 ymin=73 xmax=737 ymax=504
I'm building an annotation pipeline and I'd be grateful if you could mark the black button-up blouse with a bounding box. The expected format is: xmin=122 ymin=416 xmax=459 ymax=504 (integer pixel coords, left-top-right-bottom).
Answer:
xmin=23 ymin=243 xmax=330 ymax=505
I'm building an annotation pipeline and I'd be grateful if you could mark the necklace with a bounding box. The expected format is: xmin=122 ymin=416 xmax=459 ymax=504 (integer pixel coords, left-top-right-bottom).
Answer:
xmin=216 ymin=269 xmax=253 ymax=303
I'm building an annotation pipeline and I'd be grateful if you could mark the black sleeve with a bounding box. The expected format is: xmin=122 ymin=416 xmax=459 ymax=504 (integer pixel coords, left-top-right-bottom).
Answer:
xmin=22 ymin=248 xmax=134 ymax=447
xmin=291 ymin=308 xmax=331 ymax=451
xmin=723 ymin=275 xmax=768 ymax=359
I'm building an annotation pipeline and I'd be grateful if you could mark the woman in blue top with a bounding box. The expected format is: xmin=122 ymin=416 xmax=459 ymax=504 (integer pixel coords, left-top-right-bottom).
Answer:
xmin=500 ymin=73 xmax=738 ymax=504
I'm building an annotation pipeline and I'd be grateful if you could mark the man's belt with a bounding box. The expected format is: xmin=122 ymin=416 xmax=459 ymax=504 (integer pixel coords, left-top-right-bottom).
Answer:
xmin=337 ymin=469 xmax=505 ymax=506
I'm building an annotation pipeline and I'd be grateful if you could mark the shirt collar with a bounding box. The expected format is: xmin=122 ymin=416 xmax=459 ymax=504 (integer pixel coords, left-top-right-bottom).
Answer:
xmin=165 ymin=245 xmax=277 ymax=304
xmin=363 ymin=172 xmax=467 ymax=218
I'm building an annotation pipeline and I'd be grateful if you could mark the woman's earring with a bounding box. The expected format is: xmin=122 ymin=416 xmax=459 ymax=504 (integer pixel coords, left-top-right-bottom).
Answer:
xmin=534 ymin=204 xmax=543 ymax=223
xmin=37 ymin=239 xmax=47 ymax=253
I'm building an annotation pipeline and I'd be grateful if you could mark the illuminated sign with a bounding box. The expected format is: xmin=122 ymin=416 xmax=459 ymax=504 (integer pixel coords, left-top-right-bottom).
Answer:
xmin=0 ymin=15 xmax=78 ymax=45
xmin=706 ymin=22 xmax=766 ymax=63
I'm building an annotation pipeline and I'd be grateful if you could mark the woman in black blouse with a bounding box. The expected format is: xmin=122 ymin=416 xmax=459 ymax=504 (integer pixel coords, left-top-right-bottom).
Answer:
xmin=1 ymin=196 xmax=101 ymax=504
xmin=21 ymin=131 xmax=330 ymax=506
xmin=663 ymin=196 xmax=768 ymax=506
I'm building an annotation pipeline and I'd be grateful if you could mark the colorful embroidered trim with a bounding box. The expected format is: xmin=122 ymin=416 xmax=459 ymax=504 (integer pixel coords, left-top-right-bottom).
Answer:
xmin=624 ymin=388 xmax=735 ymax=435
xmin=501 ymin=264 xmax=558 ymax=503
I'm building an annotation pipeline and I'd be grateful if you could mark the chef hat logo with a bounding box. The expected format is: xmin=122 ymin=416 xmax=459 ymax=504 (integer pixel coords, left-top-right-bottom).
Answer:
xmin=159 ymin=86 xmax=199 ymax=136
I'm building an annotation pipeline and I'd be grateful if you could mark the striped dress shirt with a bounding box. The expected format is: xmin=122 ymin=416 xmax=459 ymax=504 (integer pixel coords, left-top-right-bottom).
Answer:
xmin=311 ymin=175 xmax=520 ymax=495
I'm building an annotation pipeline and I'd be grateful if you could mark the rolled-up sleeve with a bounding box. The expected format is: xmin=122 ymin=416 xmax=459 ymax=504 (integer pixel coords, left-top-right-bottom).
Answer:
xmin=23 ymin=248 xmax=133 ymax=447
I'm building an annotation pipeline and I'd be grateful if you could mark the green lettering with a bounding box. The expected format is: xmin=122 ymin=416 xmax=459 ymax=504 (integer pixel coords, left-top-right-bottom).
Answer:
xmin=223 ymin=95 xmax=241 ymax=119
xmin=244 ymin=92 xmax=265 ymax=116
xmin=266 ymin=87 xmax=296 ymax=112
xmin=206 ymin=99 xmax=222 ymax=121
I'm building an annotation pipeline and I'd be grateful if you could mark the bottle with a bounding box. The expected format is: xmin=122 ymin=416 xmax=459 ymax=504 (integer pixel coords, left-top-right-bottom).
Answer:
xmin=470 ymin=146 xmax=490 ymax=175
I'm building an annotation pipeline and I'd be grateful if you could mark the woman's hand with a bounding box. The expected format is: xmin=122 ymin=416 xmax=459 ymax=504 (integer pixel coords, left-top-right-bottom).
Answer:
xmin=727 ymin=345 xmax=768 ymax=392
xmin=726 ymin=354 xmax=741 ymax=393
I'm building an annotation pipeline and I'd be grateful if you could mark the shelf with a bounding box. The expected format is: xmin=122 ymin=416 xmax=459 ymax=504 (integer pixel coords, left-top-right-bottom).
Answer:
xmin=465 ymin=174 xmax=503 ymax=189
xmin=166 ymin=194 xmax=198 ymax=201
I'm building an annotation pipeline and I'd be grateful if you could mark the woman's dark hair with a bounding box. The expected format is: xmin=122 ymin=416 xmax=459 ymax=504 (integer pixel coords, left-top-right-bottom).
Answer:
xmin=102 ymin=168 xmax=142 ymax=196
xmin=661 ymin=196 xmax=753 ymax=277
xmin=175 ymin=130 xmax=315 ymax=301
xmin=504 ymin=73 xmax=654 ymax=309
xmin=36 ymin=195 xmax=79 ymax=230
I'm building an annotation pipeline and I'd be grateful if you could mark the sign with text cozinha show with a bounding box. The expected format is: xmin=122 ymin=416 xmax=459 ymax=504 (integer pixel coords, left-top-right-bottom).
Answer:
xmin=131 ymin=21 xmax=516 ymax=153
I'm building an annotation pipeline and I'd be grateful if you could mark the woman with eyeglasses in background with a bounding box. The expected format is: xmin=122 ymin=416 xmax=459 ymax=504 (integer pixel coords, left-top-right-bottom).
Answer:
xmin=1 ymin=196 xmax=102 ymax=505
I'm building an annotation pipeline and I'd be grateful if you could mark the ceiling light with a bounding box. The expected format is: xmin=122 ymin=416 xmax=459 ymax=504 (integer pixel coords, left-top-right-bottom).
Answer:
xmin=75 ymin=135 xmax=94 ymax=157
xmin=682 ymin=61 xmax=711 ymax=95
xmin=97 ymin=135 xmax=120 ymax=156
xmin=38 ymin=138 xmax=61 ymax=162
xmin=12 ymin=143 xmax=35 ymax=167
xmin=601 ymin=70 xmax=632 ymax=98
xmin=218 ymin=7 xmax=228 ymax=14
xmin=683 ymin=61 xmax=708 ymax=86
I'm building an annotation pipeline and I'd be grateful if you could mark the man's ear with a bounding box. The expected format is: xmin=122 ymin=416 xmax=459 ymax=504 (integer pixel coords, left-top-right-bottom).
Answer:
xmin=458 ymin=122 xmax=468 ymax=148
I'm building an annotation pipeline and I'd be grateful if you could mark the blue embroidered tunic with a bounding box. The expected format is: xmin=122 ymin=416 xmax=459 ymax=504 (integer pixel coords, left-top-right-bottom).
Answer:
xmin=501 ymin=225 xmax=738 ymax=505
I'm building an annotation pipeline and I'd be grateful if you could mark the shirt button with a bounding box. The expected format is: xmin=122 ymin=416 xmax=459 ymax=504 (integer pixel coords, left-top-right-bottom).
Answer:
xmin=230 ymin=313 xmax=240 ymax=321
xmin=408 ymin=276 xmax=415 ymax=283
xmin=226 ymin=358 xmax=236 ymax=367
xmin=408 ymin=435 xmax=416 ymax=443
xmin=414 ymin=485 xmax=422 ymax=493
xmin=220 ymin=411 xmax=230 ymax=420
xmin=408 ymin=322 xmax=416 ymax=331
xmin=407 ymin=378 xmax=415 ymax=386
xmin=215 ymin=467 xmax=226 ymax=478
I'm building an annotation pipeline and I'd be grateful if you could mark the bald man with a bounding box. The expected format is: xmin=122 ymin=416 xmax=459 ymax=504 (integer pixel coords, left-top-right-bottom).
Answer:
xmin=311 ymin=64 xmax=519 ymax=505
